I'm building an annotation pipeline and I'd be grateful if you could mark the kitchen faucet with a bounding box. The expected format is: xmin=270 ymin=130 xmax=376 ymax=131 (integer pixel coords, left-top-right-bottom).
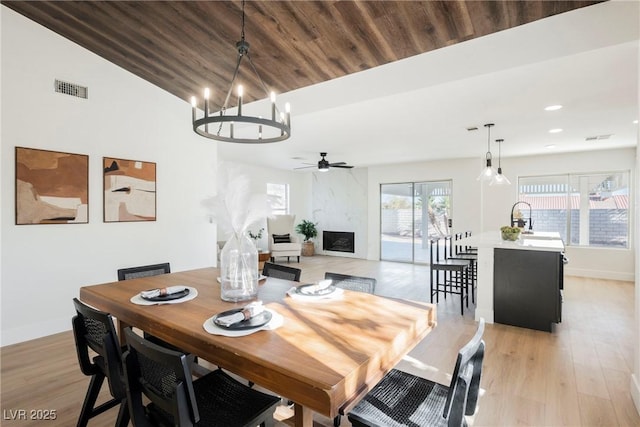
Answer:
xmin=510 ymin=201 xmax=533 ymax=232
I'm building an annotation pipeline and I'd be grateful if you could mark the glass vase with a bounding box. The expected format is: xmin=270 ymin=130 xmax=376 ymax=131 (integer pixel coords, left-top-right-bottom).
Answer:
xmin=219 ymin=232 xmax=259 ymax=302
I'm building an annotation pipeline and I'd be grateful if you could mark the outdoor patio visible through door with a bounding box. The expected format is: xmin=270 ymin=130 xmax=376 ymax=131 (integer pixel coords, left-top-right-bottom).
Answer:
xmin=380 ymin=181 xmax=451 ymax=263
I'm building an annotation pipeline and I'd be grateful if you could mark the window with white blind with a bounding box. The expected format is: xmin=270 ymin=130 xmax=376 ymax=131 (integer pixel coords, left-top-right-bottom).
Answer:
xmin=518 ymin=171 xmax=629 ymax=248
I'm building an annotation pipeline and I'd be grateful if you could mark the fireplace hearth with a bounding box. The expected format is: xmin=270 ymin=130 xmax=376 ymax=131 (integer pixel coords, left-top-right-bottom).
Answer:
xmin=323 ymin=231 xmax=355 ymax=253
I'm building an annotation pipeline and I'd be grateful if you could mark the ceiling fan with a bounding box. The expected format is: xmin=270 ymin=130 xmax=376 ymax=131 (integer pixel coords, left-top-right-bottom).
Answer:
xmin=295 ymin=152 xmax=354 ymax=172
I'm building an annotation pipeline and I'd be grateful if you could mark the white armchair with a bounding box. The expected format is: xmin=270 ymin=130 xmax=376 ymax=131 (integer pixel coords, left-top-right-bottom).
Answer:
xmin=267 ymin=214 xmax=302 ymax=263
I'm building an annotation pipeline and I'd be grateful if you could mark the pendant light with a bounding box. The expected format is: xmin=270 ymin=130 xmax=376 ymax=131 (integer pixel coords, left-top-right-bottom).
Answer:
xmin=490 ymin=139 xmax=511 ymax=186
xmin=190 ymin=0 xmax=291 ymax=143
xmin=477 ymin=123 xmax=497 ymax=181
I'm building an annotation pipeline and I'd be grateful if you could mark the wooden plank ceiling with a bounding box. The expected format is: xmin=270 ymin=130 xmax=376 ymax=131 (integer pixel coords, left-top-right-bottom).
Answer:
xmin=3 ymin=1 xmax=601 ymax=109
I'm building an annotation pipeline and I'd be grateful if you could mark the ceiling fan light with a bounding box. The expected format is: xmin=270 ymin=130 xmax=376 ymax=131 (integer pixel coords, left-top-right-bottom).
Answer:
xmin=318 ymin=157 xmax=330 ymax=171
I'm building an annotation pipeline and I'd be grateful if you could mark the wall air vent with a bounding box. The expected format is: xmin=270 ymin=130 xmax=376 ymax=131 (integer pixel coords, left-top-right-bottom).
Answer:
xmin=585 ymin=134 xmax=613 ymax=141
xmin=54 ymin=79 xmax=88 ymax=99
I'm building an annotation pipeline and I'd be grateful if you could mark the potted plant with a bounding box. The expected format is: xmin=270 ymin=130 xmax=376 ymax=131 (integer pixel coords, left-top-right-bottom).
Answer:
xmin=247 ymin=227 xmax=264 ymax=251
xmin=296 ymin=220 xmax=318 ymax=256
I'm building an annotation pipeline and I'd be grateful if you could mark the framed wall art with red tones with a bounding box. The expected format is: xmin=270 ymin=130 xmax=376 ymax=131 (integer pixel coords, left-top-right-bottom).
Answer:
xmin=15 ymin=147 xmax=89 ymax=225
xmin=103 ymin=157 xmax=156 ymax=222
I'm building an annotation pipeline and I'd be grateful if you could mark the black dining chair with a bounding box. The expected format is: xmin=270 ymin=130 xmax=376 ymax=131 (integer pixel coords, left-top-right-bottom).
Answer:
xmin=72 ymin=298 xmax=129 ymax=427
xmin=348 ymin=318 xmax=486 ymax=427
xmin=324 ymin=272 xmax=376 ymax=294
xmin=117 ymin=262 xmax=171 ymax=281
xmin=122 ymin=328 xmax=281 ymax=427
xmin=262 ymin=262 xmax=302 ymax=282
xmin=430 ymin=238 xmax=472 ymax=315
xmin=117 ymin=262 xmax=197 ymax=365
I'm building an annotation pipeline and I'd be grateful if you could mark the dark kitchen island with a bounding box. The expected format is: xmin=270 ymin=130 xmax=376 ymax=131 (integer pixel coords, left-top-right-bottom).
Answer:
xmin=464 ymin=231 xmax=565 ymax=332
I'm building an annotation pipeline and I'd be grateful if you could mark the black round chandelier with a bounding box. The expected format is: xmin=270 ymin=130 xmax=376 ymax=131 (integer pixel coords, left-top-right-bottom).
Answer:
xmin=190 ymin=0 xmax=291 ymax=144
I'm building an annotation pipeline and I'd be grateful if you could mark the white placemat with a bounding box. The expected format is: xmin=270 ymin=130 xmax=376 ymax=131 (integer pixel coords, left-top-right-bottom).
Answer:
xmin=130 ymin=286 xmax=198 ymax=306
xmin=286 ymin=286 xmax=344 ymax=302
xmin=203 ymin=308 xmax=283 ymax=337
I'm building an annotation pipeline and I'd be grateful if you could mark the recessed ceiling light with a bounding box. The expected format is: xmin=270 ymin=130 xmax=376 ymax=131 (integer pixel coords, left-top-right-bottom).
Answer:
xmin=634 ymin=120 xmax=639 ymax=124
xmin=544 ymin=105 xmax=563 ymax=111
xmin=549 ymin=128 xmax=563 ymax=134
xmin=545 ymin=144 xmax=556 ymax=149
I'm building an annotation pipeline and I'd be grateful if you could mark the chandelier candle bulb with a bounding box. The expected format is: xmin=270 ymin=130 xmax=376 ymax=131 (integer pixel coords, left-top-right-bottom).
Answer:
xmin=270 ymin=92 xmax=276 ymax=120
xmin=203 ymin=88 xmax=210 ymax=114
xmin=190 ymin=96 xmax=196 ymax=122
xmin=237 ymin=85 xmax=243 ymax=116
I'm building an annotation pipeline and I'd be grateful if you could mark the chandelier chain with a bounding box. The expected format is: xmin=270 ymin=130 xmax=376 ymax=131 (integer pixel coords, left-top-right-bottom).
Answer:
xmin=241 ymin=0 xmax=246 ymax=41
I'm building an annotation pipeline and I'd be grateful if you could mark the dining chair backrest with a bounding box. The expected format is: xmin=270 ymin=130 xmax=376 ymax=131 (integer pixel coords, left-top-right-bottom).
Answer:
xmin=262 ymin=262 xmax=302 ymax=281
xmin=324 ymin=272 xmax=376 ymax=294
xmin=442 ymin=318 xmax=486 ymax=425
xmin=72 ymin=298 xmax=126 ymax=400
xmin=454 ymin=232 xmax=464 ymax=255
xmin=444 ymin=235 xmax=462 ymax=259
xmin=123 ymin=328 xmax=280 ymax=427
xmin=117 ymin=262 xmax=170 ymax=281
xmin=123 ymin=327 xmax=199 ymax=426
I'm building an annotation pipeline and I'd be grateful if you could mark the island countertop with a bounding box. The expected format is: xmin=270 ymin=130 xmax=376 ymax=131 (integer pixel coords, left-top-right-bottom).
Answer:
xmin=464 ymin=230 xmax=564 ymax=252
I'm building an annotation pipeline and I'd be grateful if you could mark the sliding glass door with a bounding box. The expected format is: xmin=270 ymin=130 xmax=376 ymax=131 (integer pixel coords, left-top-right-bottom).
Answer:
xmin=380 ymin=180 xmax=451 ymax=263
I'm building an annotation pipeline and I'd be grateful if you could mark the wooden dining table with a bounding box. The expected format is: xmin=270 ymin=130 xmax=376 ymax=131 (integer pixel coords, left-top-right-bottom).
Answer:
xmin=79 ymin=267 xmax=437 ymax=427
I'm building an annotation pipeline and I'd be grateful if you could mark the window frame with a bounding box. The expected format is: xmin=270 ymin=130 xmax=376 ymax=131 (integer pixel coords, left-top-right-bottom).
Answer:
xmin=267 ymin=182 xmax=290 ymax=215
xmin=517 ymin=170 xmax=630 ymax=249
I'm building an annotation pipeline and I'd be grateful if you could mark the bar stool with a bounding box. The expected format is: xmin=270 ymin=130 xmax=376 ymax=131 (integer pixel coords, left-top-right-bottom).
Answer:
xmin=447 ymin=235 xmax=478 ymax=304
xmin=429 ymin=238 xmax=471 ymax=315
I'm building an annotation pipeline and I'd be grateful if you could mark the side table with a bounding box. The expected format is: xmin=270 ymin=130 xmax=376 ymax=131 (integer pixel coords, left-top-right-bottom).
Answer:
xmin=258 ymin=251 xmax=271 ymax=271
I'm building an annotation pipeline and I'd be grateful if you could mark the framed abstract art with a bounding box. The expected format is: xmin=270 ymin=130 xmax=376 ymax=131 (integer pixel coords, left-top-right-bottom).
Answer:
xmin=15 ymin=147 xmax=89 ymax=225
xmin=103 ymin=157 xmax=156 ymax=222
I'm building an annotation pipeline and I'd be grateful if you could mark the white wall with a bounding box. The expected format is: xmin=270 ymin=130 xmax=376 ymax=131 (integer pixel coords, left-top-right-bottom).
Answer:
xmin=632 ymin=40 xmax=640 ymax=416
xmin=367 ymin=148 xmax=636 ymax=280
xmin=1 ymin=8 xmax=217 ymax=345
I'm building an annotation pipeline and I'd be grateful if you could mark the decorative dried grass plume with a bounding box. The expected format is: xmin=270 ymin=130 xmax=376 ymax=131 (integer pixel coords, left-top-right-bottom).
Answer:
xmin=203 ymin=163 xmax=272 ymax=238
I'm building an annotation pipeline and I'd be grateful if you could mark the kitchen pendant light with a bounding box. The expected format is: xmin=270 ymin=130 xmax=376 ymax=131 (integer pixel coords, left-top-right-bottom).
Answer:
xmin=190 ymin=0 xmax=290 ymax=143
xmin=490 ymin=138 xmax=511 ymax=186
xmin=477 ymin=123 xmax=497 ymax=181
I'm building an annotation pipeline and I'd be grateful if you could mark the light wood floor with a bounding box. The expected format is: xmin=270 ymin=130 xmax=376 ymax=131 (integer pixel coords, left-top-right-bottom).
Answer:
xmin=1 ymin=255 xmax=638 ymax=426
